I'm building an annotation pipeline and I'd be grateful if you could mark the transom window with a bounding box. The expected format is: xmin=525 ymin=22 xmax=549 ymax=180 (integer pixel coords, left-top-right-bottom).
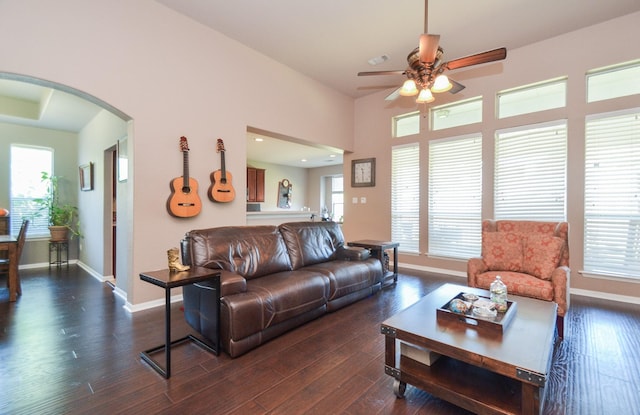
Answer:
xmin=392 ymin=112 xmax=420 ymax=138
xmin=430 ymin=97 xmax=482 ymax=131
xmin=497 ymin=78 xmax=567 ymax=119
xmin=587 ymin=60 xmax=640 ymax=103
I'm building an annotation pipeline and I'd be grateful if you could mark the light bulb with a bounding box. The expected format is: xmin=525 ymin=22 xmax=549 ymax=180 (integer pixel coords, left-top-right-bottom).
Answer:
xmin=431 ymin=74 xmax=453 ymax=93
xmin=399 ymin=80 xmax=419 ymax=96
xmin=416 ymin=88 xmax=434 ymax=103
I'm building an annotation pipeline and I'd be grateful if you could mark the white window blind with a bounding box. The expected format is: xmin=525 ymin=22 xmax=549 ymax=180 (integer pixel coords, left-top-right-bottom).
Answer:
xmin=495 ymin=121 xmax=567 ymax=220
xmin=392 ymin=144 xmax=420 ymax=253
xmin=428 ymin=134 xmax=482 ymax=258
xmin=584 ymin=109 xmax=640 ymax=279
xmin=10 ymin=145 xmax=53 ymax=237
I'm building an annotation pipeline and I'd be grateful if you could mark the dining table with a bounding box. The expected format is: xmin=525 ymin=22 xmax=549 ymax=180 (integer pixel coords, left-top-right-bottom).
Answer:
xmin=0 ymin=235 xmax=19 ymax=301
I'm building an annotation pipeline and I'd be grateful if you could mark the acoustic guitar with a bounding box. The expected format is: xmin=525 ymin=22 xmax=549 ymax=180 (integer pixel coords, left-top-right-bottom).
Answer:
xmin=209 ymin=138 xmax=236 ymax=202
xmin=167 ymin=136 xmax=202 ymax=217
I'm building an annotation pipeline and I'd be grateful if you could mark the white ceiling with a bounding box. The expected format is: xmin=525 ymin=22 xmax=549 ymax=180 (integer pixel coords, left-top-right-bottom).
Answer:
xmin=247 ymin=130 xmax=343 ymax=168
xmin=3 ymin=1 xmax=639 ymax=166
xmin=156 ymin=0 xmax=640 ymax=98
xmin=0 ymin=78 xmax=102 ymax=133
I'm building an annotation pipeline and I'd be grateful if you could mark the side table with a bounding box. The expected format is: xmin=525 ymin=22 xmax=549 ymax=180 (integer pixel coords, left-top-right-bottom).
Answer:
xmin=348 ymin=240 xmax=399 ymax=286
xmin=49 ymin=240 xmax=69 ymax=269
xmin=139 ymin=267 xmax=221 ymax=378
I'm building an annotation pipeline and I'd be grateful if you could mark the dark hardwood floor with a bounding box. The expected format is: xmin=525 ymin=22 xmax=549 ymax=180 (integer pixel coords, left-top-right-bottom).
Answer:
xmin=1 ymin=265 xmax=639 ymax=415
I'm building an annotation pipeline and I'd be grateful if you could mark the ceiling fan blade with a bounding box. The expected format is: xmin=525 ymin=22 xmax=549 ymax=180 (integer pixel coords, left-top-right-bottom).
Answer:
xmin=445 ymin=47 xmax=507 ymax=71
xmin=385 ymin=87 xmax=401 ymax=101
xmin=449 ymin=79 xmax=466 ymax=94
xmin=358 ymin=70 xmax=406 ymax=76
xmin=419 ymin=34 xmax=440 ymax=63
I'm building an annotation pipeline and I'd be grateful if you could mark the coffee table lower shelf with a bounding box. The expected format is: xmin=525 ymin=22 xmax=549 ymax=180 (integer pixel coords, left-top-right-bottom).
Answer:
xmin=389 ymin=355 xmax=528 ymax=415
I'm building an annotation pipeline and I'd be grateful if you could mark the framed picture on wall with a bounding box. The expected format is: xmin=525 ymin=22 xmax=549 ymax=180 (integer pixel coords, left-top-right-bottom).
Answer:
xmin=79 ymin=162 xmax=94 ymax=191
xmin=351 ymin=158 xmax=375 ymax=187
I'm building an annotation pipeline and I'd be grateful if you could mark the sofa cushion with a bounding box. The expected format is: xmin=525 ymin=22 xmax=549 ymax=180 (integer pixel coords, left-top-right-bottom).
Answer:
xmin=304 ymin=259 xmax=382 ymax=301
xmin=223 ymin=270 xmax=329 ymax=340
xmin=522 ymin=234 xmax=564 ymax=280
xmin=475 ymin=271 xmax=554 ymax=302
xmin=482 ymin=232 xmax=523 ymax=272
xmin=279 ymin=221 xmax=345 ymax=269
xmin=189 ymin=226 xmax=292 ymax=279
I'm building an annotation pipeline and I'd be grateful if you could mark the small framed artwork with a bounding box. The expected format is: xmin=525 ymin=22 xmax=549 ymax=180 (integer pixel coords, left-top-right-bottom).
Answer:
xmin=351 ymin=158 xmax=376 ymax=187
xmin=79 ymin=162 xmax=94 ymax=191
xmin=118 ymin=136 xmax=128 ymax=182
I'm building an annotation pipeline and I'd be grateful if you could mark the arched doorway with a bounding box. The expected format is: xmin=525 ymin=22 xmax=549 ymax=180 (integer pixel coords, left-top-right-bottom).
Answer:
xmin=0 ymin=72 xmax=132 ymax=293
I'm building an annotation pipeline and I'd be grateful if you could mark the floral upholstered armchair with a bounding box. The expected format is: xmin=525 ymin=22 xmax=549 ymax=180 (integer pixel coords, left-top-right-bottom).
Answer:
xmin=467 ymin=220 xmax=570 ymax=338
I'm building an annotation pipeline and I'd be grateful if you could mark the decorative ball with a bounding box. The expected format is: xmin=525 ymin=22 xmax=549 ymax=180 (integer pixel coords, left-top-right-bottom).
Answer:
xmin=0 ymin=208 xmax=9 ymax=216
xmin=448 ymin=298 xmax=469 ymax=314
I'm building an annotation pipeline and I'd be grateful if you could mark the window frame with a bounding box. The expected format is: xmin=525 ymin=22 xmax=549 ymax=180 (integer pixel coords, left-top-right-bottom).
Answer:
xmin=9 ymin=144 xmax=54 ymax=237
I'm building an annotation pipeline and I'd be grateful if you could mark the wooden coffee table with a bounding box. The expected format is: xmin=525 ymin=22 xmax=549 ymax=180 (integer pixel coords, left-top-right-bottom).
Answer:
xmin=381 ymin=283 xmax=557 ymax=415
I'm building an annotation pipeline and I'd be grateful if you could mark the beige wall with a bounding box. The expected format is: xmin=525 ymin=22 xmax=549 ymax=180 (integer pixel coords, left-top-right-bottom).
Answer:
xmin=345 ymin=12 xmax=640 ymax=300
xmin=0 ymin=0 xmax=355 ymax=307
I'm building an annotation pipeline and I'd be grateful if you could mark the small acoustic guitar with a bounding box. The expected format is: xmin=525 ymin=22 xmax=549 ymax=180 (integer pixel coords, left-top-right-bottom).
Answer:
xmin=209 ymin=138 xmax=236 ymax=203
xmin=167 ymin=136 xmax=202 ymax=217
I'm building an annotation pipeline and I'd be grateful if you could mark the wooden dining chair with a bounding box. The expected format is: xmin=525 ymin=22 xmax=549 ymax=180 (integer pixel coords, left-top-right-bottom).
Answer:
xmin=0 ymin=219 xmax=29 ymax=295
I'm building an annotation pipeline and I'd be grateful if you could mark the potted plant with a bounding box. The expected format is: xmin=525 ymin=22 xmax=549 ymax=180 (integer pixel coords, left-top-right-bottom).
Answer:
xmin=35 ymin=172 xmax=81 ymax=241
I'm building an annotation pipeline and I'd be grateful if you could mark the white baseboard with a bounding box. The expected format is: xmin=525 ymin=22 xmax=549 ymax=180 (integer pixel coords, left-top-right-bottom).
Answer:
xmin=570 ymin=288 xmax=639 ymax=305
xmin=399 ymin=262 xmax=467 ymax=279
xmin=124 ymin=293 xmax=184 ymax=313
xmin=397 ymin=262 xmax=639 ymax=305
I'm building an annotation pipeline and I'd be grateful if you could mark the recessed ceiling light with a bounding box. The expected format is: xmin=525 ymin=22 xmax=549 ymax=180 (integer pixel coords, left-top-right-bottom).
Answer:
xmin=254 ymin=137 xmax=264 ymax=142
xmin=329 ymin=154 xmax=336 ymax=158
xmin=301 ymin=159 xmax=307 ymax=162
xmin=368 ymin=55 xmax=390 ymax=66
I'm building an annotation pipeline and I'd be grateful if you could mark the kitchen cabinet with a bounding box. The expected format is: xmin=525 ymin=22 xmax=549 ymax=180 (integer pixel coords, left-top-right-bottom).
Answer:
xmin=247 ymin=167 xmax=265 ymax=202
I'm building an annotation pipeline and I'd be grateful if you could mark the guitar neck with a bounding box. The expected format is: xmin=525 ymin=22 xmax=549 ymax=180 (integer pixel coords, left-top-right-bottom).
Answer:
xmin=220 ymin=150 xmax=227 ymax=180
xmin=182 ymin=150 xmax=190 ymax=188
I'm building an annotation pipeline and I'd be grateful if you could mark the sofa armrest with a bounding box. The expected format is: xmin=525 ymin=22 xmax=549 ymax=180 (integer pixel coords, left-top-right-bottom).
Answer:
xmin=335 ymin=245 xmax=370 ymax=261
xmin=467 ymin=257 xmax=488 ymax=287
xmin=219 ymin=270 xmax=247 ymax=297
xmin=550 ymin=265 xmax=570 ymax=317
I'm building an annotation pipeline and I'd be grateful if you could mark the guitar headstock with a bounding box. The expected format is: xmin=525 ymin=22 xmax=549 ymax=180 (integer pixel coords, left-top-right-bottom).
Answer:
xmin=217 ymin=138 xmax=226 ymax=153
xmin=179 ymin=136 xmax=190 ymax=152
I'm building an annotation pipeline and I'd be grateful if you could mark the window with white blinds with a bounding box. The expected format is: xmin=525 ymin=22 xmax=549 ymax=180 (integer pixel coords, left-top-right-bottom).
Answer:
xmin=391 ymin=144 xmax=420 ymax=253
xmin=428 ymin=134 xmax=482 ymax=258
xmin=494 ymin=121 xmax=567 ymax=220
xmin=584 ymin=109 xmax=640 ymax=279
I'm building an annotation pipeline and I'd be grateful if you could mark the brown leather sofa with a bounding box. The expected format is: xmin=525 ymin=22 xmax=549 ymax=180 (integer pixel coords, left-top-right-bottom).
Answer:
xmin=182 ymin=221 xmax=383 ymax=357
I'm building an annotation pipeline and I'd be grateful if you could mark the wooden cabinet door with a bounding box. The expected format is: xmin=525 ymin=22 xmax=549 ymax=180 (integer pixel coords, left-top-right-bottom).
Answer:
xmin=247 ymin=168 xmax=265 ymax=202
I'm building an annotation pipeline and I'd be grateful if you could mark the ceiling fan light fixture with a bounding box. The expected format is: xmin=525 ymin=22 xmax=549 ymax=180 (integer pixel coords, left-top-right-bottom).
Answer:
xmin=431 ymin=74 xmax=453 ymax=93
xmin=399 ymin=79 xmax=419 ymax=96
xmin=416 ymin=88 xmax=434 ymax=103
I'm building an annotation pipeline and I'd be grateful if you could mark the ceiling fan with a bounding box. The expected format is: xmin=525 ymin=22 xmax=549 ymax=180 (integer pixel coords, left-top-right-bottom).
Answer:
xmin=358 ymin=0 xmax=507 ymax=103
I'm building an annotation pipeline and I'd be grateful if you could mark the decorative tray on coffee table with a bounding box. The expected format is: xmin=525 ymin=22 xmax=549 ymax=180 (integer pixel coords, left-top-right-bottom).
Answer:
xmin=436 ymin=292 xmax=517 ymax=335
